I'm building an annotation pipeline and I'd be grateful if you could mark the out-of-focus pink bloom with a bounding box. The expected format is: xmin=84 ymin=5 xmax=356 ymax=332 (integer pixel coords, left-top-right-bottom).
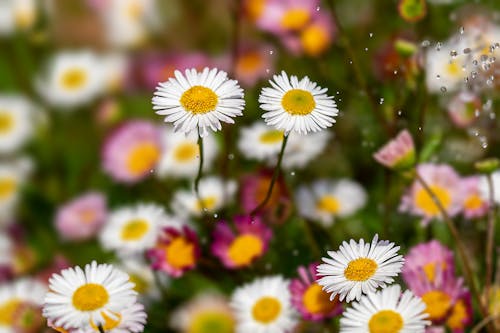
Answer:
xmin=55 ymin=192 xmax=107 ymax=241
xmin=95 ymin=98 xmax=121 ymax=126
xmin=234 ymin=45 xmax=274 ymax=87
xmin=256 ymin=0 xmax=319 ymax=35
xmin=373 ymin=129 xmax=415 ymax=170
xmin=102 ymin=120 xmax=162 ymax=183
xmin=403 ymin=240 xmax=455 ymax=286
xmin=147 ymin=225 xmax=200 ymax=278
xmin=460 ymin=176 xmax=488 ymax=219
xmin=446 ymin=92 xmax=481 ymax=128
xmin=289 ymin=262 xmax=342 ymax=321
xmin=400 ymin=163 xmax=465 ymax=225
xmin=211 ymin=215 xmax=271 ymax=269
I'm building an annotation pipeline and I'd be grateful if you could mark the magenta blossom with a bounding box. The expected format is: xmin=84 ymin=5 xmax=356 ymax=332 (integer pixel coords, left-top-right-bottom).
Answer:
xmin=373 ymin=129 xmax=415 ymax=171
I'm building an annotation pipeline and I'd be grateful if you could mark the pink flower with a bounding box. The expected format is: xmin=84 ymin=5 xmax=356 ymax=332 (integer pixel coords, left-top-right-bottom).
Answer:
xmin=446 ymin=92 xmax=481 ymax=128
xmin=54 ymin=192 xmax=107 ymax=241
xmin=211 ymin=215 xmax=272 ymax=269
xmin=147 ymin=225 xmax=200 ymax=278
xmin=402 ymin=240 xmax=455 ymax=287
xmin=460 ymin=176 xmax=488 ymax=219
xmin=233 ymin=45 xmax=274 ymax=87
xmin=256 ymin=0 xmax=319 ymax=35
xmin=373 ymin=129 xmax=415 ymax=170
xmin=289 ymin=262 xmax=342 ymax=321
xmin=400 ymin=163 xmax=465 ymax=225
xmin=102 ymin=120 xmax=162 ymax=183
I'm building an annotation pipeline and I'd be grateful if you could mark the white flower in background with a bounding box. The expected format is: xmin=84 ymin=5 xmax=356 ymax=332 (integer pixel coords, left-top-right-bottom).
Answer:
xmin=317 ymin=234 xmax=404 ymax=302
xmin=0 ymin=95 xmax=37 ymax=154
xmin=282 ymin=131 xmax=331 ymax=169
xmin=0 ymin=0 xmax=37 ymax=36
xmin=172 ymin=176 xmax=237 ymax=217
xmin=36 ymin=51 xmax=105 ymax=109
xmin=230 ymin=276 xmax=297 ymax=333
xmin=296 ymin=179 xmax=367 ymax=227
xmin=100 ymin=203 xmax=170 ymax=255
xmin=116 ymin=259 xmax=163 ymax=302
xmin=479 ymin=169 xmax=500 ymax=204
xmin=259 ymin=71 xmax=338 ymax=135
xmin=0 ymin=231 xmax=12 ymax=267
xmin=156 ymin=126 xmax=218 ymax=179
xmin=43 ymin=261 xmax=137 ymax=329
xmin=339 ymin=285 xmax=429 ymax=333
xmin=0 ymin=157 xmax=32 ymax=224
xmin=101 ymin=53 xmax=130 ymax=93
xmin=152 ymin=68 xmax=245 ymax=137
xmin=238 ymin=122 xmax=284 ymax=161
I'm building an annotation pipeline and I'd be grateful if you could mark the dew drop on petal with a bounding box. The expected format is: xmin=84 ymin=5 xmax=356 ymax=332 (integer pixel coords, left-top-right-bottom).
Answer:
xmin=440 ymin=86 xmax=447 ymax=93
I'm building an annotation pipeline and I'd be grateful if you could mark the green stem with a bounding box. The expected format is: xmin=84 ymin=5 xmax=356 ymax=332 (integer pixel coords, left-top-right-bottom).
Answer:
xmin=250 ymin=133 xmax=289 ymax=216
xmin=194 ymin=130 xmax=206 ymax=213
xmin=485 ymin=173 xmax=497 ymax=313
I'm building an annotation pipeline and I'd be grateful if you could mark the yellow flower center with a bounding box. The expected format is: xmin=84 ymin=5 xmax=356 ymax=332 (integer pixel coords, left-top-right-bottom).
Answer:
xmin=281 ymin=8 xmax=311 ymax=30
xmin=0 ymin=111 xmax=14 ymax=134
xmin=259 ymin=130 xmax=284 ymax=144
xmin=281 ymin=89 xmax=316 ymax=115
xmin=126 ymin=142 xmax=160 ymax=175
xmin=421 ymin=290 xmax=452 ymax=321
xmin=301 ymin=24 xmax=329 ymax=56
xmin=414 ymin=185 xmax=451 ymax=217
xmin=180 ymin=86 xmax=218 ymax=114
xmin=316 ymin=195 xmax=340 ymax=214
xmin=237 ymin=51 xmax=263 ymax=73
xmin=368 ymin=310 xmax=404 ymax=333
xmin=464 ymin=194 xmax=483 ymax=211
xmin=129 ymin=274 xmax=148 ymax=294
xmin=60 ymin=68 xmax=88 ymax=91
xmin=252 ymin=297 xmax=282 ymax=324
xmin=344 ymin=258 xmax=378 ymax=281
xmin=0 ymin=177 xmax=16 ymax=200
xmin=173 ymin=142 xmax=199 ymax=162
xmin=445 ymin=61 xmax=461 ymax=77
xmin=195 ymin=196 xmax=217 ymax=212
xmin=188 ymin=311 xmax=235 ymax=333
xmin=90 ymin=311 xmax=122 ymax=331
xmin=303 ymin=283 xmax=337 ymax=315
xmin=72 ymin=283 xmax=109 ymax=311
xmin=446 ymin=299 xmax=468 ymax=330
xmin=227 ymin=234 xmax=264 ymax=267
xmin=165 ymin=237 xmax=196 ymax=269
xmin=0 ymin=299 xmax=21 ymax=325
xmin=120 ymin=219 xmax=150 ymax=241
xmin=422 ymin=262 xmax=447 ymax=283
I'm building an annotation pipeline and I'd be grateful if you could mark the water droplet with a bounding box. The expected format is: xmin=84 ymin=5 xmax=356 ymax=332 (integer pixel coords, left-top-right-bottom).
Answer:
xmin=228 ymin=153 xmax=234 ymax=160
xmin=459 ymin=26 xmax=465 ymax=34
xmin=269 ymin=50 xmax=274 ymax=55
xmin=397 ymin=110 xmax=402 ymax=116
xmin=486 ymin=79 xmax=493 ymax=86
xmin=349 ymin=60 xmax=353 ymax=64
xmin=421 ymin=40 xmax=431 ymax=47
xmin=336 ymin=91 xmax=340 ymax=95
xmin=436 ymin=74 xmax=441 ymax=80
xmin=290 ymin=171 xmax=296 ymax=176
xmin=489 ymin=57 xmax=496 ymax=63
xmin=213 ymin=213 xmax=218 ymax=218
xmin=483 ymin=99 xmax=492 ymax=110
xmin=463 ymin=48 xmax=471 ymax=54
xmin=418 ymin=126 xmax=422 ymax=131
xmin=472 ymin=60 xmax=478 ymax=66
xmin=471 ymin=71 xmax=478 ymax=79
xmin=436 ymin=42 xmax=442 ymax=51
xmin=369 ymin=32 xmax=373 ymax=38
xmin=364 ymin=47 xmax=369 ymax=51
xmin=440 ymin=86 xmax=447 ymax=93
xmin=393 ymin=70 xmax=398 ymax=75
xmin=265 ymin=68 xmax=270 ymax=73
xmin=474 ymin=109 xmax=481 ymax=117
xmin=481 ymin=54 xmax=489 ymax=62
xmin=450 ymin=50 xmax=458 ymax=58
xmin=379 ymin=98 xmax=384 ymax=104
xmin=489 ymin=112 xmax=496 ymax=120
xmin=316 ymin=6 xmax=320 ymax=11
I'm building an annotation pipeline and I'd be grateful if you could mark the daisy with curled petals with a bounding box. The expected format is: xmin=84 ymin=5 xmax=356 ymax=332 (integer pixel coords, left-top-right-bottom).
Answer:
xmin=259 ymin=71 xmax=338 ymax=135
xmin=317 ymin=234 xmax=404 ymax=302
xmin=340 ymin=284 xmax=430 ymax=333
xmin=43 ymin=261 xmax=137 ymax=330
xmin=152 ymin=67 xmax=245 ymax=137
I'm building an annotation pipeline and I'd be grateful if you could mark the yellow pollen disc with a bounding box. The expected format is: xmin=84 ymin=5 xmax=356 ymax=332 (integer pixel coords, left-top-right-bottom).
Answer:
xmin=90 ymin=311 xmax=122 ymax=331
xmin=126 ymin=142 xmax=160 ymax=175
xmin=227 ymin=234 xmax=264 ymax=267
xmin=129 ymin=274 xmax=148 ymax=294
xmin=237 ymin=51 xmax=263 ymax=73
xmin=303 ymin=283 xmax=337 ymax=315
xmin=180 ymin=86 xmax=218 ymax=114
xmin=0 ymin=111 xmax=14 ymax=134
xmin=414 ymin=185 xmax=451 ymax=216
xmin=196 ymin=196 xmax=217 ymax=212
xmin=188 ymin=311 xmax=235 ymax=333
xmin=281 ymin=89 xmax=316 ymax=116
xmin=344 ymin=258 xmax=378 ymax=281
xmin=121 ymin=219 xmax=150 ymax=241
xmin=423 ymin=262 xmax=436 ymax=282
xmin=281 ymin=8 xmax=311 ymax=30
xmin=72 ymin=283 xmax=109 ymax=311
xmin=421 ymin=290 xmax=452 ymax=321
xmin=316 ymin=195 xmax=340 ymax=214
xmin=0 ymin=178 xmax=16 ymax=200
xmin=0 ymin=299 xmax=21 ymax=325
xmin=259 ymin=130 xmax=284 ymax=144
xmin=368 ymin=310 xmax=404 ymax=333
xmin=165 ymin=237 xmax=195 ymax=269
xmin=15 ymin=9 xmax=35 ymax=29
xmin=60 ymin=68 xmax=88 ymax=91
xmin=446 ymin=61 xmax=461 ymax=76
xmin=252 ymin=297 xmax=282 ymax=324
xmin=173 ymin=142 xmax=199 ymax=162
xmin=464 ymin=194 xmax=483 ymax=210
xmin=301 ymin=24 xmax=329 ymax=57
xmin=446 ymin=299 xmax=467 ymax=330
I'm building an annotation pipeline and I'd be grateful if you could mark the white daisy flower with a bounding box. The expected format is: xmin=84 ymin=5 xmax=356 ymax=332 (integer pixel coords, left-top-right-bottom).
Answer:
xmin=0 ymin=157 xmax=32 ymax=224
xmin=36 ymin=51 xmax=105 ymax=109
xmin=282 ymin=131 xmax=331 ymax=169
xmin=479 ymin=169 xmax=500 ymax=204
xmin=230 ymin=276 xmax=297 ymax=333
xmin=81 ymin=303 xmax=147 ymax=333
xmin=43 ymin=261 xmax=137 ymax=330
xmin=238 ymin=122 xmax=285 ymax=161
xmin=156 ymin=126 xmax=218 ymax=179
xmin=317 ymin=234 xmax=404 ymax=302
xmin=172 ymin=176 xmax=237 ymax=217
xmin=0 ymin=0 xmax=37 ymax=36
xmin=0 ymin=231 xmax=12 ymax=267
xmin=100 ymin=203 xmax=170 ymax=255
xmin=259 ymin=71 xmax=338 ymax=135
xmin=116 ymin=259 xmax=163 ymax=302
xmin=152 ymin=67 xmax=245 ymax=137
xmin=101 ymin=53 xmax=130 ymax=93
xmin=0 ymin=95 xmax=37 ymax=154
xmin=340 ymin=284 xmax=430 ymax=333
